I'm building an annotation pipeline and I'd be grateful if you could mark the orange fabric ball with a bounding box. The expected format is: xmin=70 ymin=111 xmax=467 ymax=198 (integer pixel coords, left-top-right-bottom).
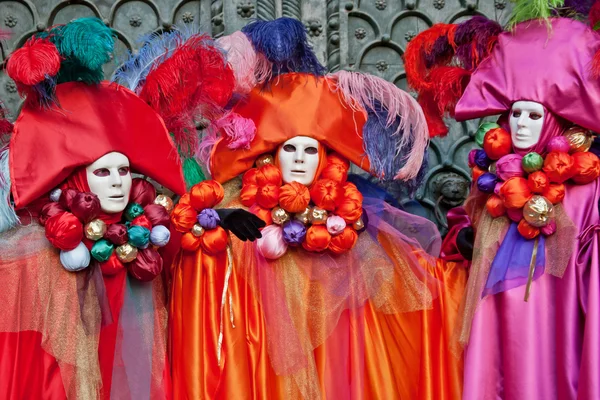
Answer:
xmin=571 ymin=152 xmax=600 ymax=184
xmin=279 ymin=182 xmax=311 ymax=213
xmin=240 ymin=184 xmax=258 ymax=207
xmin=200 ymin=226 xmax=229 ymax=255
xmin=517 ymin=219 xmax=540 ymax=240
xmin=179 ymin=193 xmax=191 ymax=206
xmin=483 ymin=128 xmax=512 ymax=160
xmin=319 ymin=163 xmax=348 ymax=183
xmin=250 ymin=204 xmax=273 ymax=226
xmin=189 ymin=180 xmax=224 ymax=211
xmin=242 ymin=168 xmax=259 ymax=186
xmin=486 ymin=194 xmax=506 ymax=218
xmin=310 ymin=179 xmax=343 ymax=211
xmin=527 ymin=171 xmax=549 ymax=194
xmin=181 ymin=232 xmax=202 ymax=251
xmin=256 ymin=184 xmax=280 ymax=209
xmin=342 ymin=182 xmax=363 ymax=204
xmin=302 ymin=225 xmax=332 ymax=252
xmin=256 ymin=164 xmax=283 ymax=187
xmin=543 ymin=152 xmax=574 ymax=183
xmin=472 ymin=166 xmax=485 ymax=183
xmin=100 ymin=253 xmax=125 ymax=276
xmin=499 ymin=177 xmax=533 ymax=209
xmin=336 ymin=183 xmax=364 ymax=223
xmin=171 ymin=203 xmax=198 ymax=233
xmin=329 ymin=227 xmax=358 ymax=254
xmin=543 ymin=183 xmax=566 ymax=204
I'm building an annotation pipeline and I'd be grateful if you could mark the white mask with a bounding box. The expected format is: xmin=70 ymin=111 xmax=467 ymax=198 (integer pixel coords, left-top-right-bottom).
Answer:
xmin=509 ymin=101 xmax=545 ymax=150
xmin=277 ymin=136 xmax=320 ymax=186
xmin=86 ymin=152 xmax=132 ymax=213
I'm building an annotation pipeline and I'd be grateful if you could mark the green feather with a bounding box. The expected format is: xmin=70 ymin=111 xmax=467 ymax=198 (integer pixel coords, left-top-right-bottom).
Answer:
xmin=509 ymin=0 xmax=565 ymax=28
xmin=56 ymin=59 xmax=105 ymax=84
xmin=182 ymin=157 xmax=206 ymax=189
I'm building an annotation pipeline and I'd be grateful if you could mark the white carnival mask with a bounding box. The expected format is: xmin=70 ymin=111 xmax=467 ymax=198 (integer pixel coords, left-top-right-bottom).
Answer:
xmin=277 ymin=136 xmax=320 ymax=186
xmin=86 ymin=152 xmax=132 ymax=213
xmin=509 ymin=101 xmax=545 ymax=150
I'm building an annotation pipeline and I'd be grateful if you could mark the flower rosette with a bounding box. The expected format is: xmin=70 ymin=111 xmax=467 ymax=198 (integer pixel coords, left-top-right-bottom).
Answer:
xmin=42 ymin=178 xmax=173 ymax=280
xmin=471 ymin=122 xmax=600 ymax=239
xmin=244 ymin=153 xmax=366 ymax=259
xmin=171 ymin=180 xmax=228 ymax=255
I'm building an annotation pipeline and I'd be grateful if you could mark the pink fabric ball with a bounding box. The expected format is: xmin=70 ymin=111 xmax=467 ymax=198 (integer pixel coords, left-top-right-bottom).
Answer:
xmin=326 ymin=215 xmax=347 ymax=236
xmin=256 ymin=225 xmax=288 ymax=260
xmin=546 ymin=136 xmax=570 ymax=153
xmin=496 ymin=154 xmax=525 ymax=181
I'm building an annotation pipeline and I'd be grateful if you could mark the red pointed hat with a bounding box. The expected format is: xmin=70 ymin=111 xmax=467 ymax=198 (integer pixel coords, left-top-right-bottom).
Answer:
xmin=10 ymin=81 xmax=186 ymax=208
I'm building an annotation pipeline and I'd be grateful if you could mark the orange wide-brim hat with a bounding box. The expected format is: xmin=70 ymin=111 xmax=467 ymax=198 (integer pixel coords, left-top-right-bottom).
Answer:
xmin=210 ymin=73 xmax=370 ymax=183
xmin=10 ymin=81 xmax=186 ymax=208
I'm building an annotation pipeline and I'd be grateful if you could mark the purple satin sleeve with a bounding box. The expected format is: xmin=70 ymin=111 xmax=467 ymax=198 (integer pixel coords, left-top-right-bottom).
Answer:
xmin=440 ymin=207 xmax=471 ymax=262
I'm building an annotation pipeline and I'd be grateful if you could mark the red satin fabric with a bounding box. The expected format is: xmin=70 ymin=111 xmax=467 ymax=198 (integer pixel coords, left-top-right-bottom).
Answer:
xmin=0 ymin=331 xmax=66 ymax=399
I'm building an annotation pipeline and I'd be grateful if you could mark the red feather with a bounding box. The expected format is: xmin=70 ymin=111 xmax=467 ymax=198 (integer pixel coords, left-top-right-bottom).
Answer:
xmin=404 ymin=24 xmax=456 ymax=92
xmin=590 ymin=1 xmax=600 ymax=29
xmin=6 ymin=37 xmax=61 ymax=87
xmin=140 ymin=35 xmax=234 ymax=156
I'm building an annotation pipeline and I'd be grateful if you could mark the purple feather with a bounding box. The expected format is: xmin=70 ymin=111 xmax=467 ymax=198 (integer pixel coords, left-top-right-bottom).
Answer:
xmin=454 ymin=16 xmax=502 ymax=71
xmin=564 ymin=0 xmax=594 ymax=15
xmin=424 ymin=35 xmax=453 ymax=69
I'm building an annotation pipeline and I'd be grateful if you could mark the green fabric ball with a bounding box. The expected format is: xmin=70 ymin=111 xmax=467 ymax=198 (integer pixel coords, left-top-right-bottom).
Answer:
xmin=91 ymin=239 xmax=114 ymax=262
xmin=128 ymin=225 xmax=150 ymax=248
xmin=124 ymin=203 xmax=144 ymax=221
xmin=475 ymin=122 xmax=501 ymax=147
xmin=522 ymin=152 xmax=544 ymax=173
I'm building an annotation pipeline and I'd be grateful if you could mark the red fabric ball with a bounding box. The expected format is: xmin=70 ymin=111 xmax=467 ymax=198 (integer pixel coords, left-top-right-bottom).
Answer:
xmin=131 ymin=215 xmax=153 ymax=231
xmin=543 ymin=184 xmax=566 ymax=205
xmin=543 ymin=152 xmax=574 ymax=183
xmin=181 ymin=232 xmax=202 ymax=251
xmin=129 ymin=248 xmax=163 ymax=282
xmin=517 ymin=219 xmax=540 ymax=240
xmin=302 ymin=225 xmax=331 ymax=252
xmin=39 ymin=202 xmax=66 ymax=226
xmin=45 ymin=212 xmax=84 ymax=251
xmin=171 ymin=204 xmax=198 ymax=233
xmin=486 ymin=194 xmax=506 ymax=218
xmin=129 ymin=178 xmax=157 ymax=207
xmin=242 ymin=168 xmax=259 ymax=186
xmin=240 ymin=184 xmax=258 ymax=207
xmin=329 ymin=227 xmax=358 ymax=254
xmin=70 ymin=192 xmax=101 ymax=223
xmin=104 ymin=223 xmax=128 ymax=245
xmin=571 ymin=152 xmax=600 ymax=185
xmin=249 ymin=204 xmax=273 ymax=226
xmin=483 ymin=128 xmax=512 ymax=160
xmin=143 ymin=204 xmax=170 ymax=227
xmin=200 ymin=226 xmax=229 ymax=255
xmin=100 ymin=253 xmax=126 ymax=276
xmin=527 ymin=171 xmax=549 ymax=194
xmin=189 ymin=180 xmax=225 ymax=211
xmin=256 ymin=184 xmax=280 ymax=209
xmin=59 ymin=188 xmax=78 ymax=210
xmin=310 ymin=179 xmax=343 ymax=211
xmin=256 ymin=164 xmax=283 ymax=187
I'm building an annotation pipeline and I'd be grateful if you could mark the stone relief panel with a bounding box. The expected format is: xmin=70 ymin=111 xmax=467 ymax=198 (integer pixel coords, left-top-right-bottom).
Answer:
xmin=0 ymin=0 xmax=513 ymax=233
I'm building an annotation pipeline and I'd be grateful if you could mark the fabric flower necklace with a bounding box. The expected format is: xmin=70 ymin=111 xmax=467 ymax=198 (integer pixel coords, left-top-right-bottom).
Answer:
xmin=471 ymin=123 xmax=600 ymax=240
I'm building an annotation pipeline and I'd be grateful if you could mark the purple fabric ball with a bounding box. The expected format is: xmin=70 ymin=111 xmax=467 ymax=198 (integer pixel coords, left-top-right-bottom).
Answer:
xmin=477 ymin=172 xmax=498 ymax=194
xmin=198 ymin=208 xmax=220 ymax=229
xmin=282 ymin=220 xmax=307 ymax=245
xmin=474 ymin=149 xmax=491 ymax=169
xmin=468 ymin=149 xmax=478 ymax=168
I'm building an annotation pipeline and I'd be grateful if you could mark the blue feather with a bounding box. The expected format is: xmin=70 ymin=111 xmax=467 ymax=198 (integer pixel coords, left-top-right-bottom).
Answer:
xmin=363 ymin=100 xmax=427 ymax=195
xmin=0 ymin=147 xmax=19 ymax=233
xmin=112 ymin=27 xmax=198 ymax=91
xmin=242 ymin=17 xmax=326 ymax=76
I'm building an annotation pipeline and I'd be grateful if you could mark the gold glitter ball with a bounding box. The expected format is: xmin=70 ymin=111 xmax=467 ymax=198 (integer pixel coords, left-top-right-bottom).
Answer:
xmin=84 ymin=219 xmax=107 ymax=241
xmin=116 ymin=243 xmax=138 ymax=263
xmin=271 ymin=206 xmax=291 ymax=225
xmin=352 ymin=218 xmax=365 ymax=231
xmin=565 ymin=126 xmax=594 ymax=153
xmin=191 ymin=224 xmax=205 ymax=237
xmin=256 ymin=154 xmax=275 ymax=167
xmin=308 ymin=207 xmax=328 ymax=225
xmin=154 ymin=195 xmax=174 ymax=213
xmin=523 ymin=195 xmax=555 ymax=228
xmin=294 ymin=207 xmax=311 ymax=225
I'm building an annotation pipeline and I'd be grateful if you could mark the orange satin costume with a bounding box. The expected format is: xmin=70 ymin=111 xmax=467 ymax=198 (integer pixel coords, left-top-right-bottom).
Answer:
xmin=169 ymin=68 xmax=465 ymax=398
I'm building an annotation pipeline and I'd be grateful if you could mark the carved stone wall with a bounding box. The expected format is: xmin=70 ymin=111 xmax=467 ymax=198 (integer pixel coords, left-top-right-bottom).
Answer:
xmin=0 ymin=0 xmax=512 ymax=233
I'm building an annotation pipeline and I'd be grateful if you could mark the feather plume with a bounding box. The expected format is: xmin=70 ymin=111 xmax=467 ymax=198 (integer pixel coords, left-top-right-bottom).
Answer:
xmin=430 ymin=66 xmax=471 ymax=116
xmin=404 ymin=24 xmax=456 ymax=92
xmin=564 ymin=0 xmax=594 ymax=15
xmin=0 ymin=147 xmax=19 ymax=233
xmin=213 ymin=112 xmax=256 ymax=150
xmin=509 ymin=0 xmax=565 ymax=28
xmin=331 ymin=71 xmax=429 ymax=181
xmin=196 ymin=124 xmax=220 ymax=174
xmin=54 ymin=18 xmax=114 ymax=72
xmin=242 ymin=18 xmax=326 ymax=76
xmin=590 ymin=1 xmax=600 ymax=28
xmin=454 ymin=16 xmax=502 ymax=71
xmin=112 ymin=29 xmax=194 ymax=92
xmin=217 ymin=31 xmax=273 ymax=94
xmin=138 ymin=34 xmax=234 ymax=156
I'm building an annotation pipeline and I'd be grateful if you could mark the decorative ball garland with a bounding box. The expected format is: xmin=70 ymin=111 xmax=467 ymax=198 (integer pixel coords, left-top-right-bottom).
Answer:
xmin=240 ymin=152 xmax=367 ymax=259
xmin=471 ymin=124 xmax=600 ymax=239
xmin=41 ymin=178 xmax=173 ymax=281
xmin=170 ymin=180 xmax=229 ymax=255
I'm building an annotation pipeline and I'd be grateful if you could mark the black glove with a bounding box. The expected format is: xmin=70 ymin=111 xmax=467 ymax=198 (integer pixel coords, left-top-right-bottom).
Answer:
xmin=456 ymin=227 xmax=474 ymax=261
xmin=216 ymin=208 xmax=266 ymax=242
